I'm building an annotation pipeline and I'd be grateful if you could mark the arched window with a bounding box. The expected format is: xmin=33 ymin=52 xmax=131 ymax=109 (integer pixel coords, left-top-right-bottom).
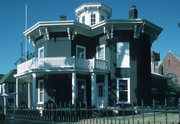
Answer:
xmin=168 ymin=58 xmax=171 ymax=66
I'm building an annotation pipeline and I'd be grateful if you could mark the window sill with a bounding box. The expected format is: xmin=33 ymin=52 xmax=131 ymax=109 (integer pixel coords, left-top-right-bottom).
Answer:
xmin=116 ymin=101 xmax=131 ymax=104
xmin=37 ymin=102 xmax=44 ymax=105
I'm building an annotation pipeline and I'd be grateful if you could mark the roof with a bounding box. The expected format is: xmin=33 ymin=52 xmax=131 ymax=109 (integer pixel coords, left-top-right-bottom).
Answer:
xmin=0 ymin=69 xmax=17 ymax=84
xmin=0 ymin=74 xmax=4 ymax=80
xmin=75 ymin=3 xmax=112 ymax=13
xmin=24 ymin=19 xmax=162 ymax=44
xmin=151 ymin=72 xmax=170 ymax=80
xmin=173 ymin=53 xmax=180 ymax=61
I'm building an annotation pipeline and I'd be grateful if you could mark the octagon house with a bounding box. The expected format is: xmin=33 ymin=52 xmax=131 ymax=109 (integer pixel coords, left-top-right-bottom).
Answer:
xmin=14 ymin=3 xmax=162 ymax=108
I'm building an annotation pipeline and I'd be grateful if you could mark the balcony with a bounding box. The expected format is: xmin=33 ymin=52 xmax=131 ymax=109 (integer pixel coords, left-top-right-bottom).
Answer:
xmin=17 ymin=57 xmax=108 ymax=74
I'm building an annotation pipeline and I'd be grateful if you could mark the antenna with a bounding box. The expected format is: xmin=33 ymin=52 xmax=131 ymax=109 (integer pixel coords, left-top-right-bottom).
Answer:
xmin=25 ymin=3 xmax=28 ymax=60
xmin=21 ymin=42 xmax=24 ymax=60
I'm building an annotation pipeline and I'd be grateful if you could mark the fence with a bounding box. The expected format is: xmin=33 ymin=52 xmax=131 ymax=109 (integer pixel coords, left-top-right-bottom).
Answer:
xmin=5 ymin=100 xmax=180 ymax=124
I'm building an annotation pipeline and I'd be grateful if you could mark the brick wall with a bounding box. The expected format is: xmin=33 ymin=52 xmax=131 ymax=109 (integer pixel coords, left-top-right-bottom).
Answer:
xmin=161 ymin=52 xmax=180 ymax=85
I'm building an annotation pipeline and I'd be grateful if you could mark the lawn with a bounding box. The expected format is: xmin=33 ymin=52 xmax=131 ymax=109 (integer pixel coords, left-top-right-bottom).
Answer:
xmin=77 ymin=112 xmax=179 ymax=124
xmin=0 ymin=120 xmax=5 ymax=124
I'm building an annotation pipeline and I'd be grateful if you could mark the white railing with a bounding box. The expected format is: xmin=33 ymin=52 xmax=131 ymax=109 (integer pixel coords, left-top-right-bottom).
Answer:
xmin=75 ymin=58 xmax=90 ymax=69
xmin=17 ymin=57 xmax=108 ymax=74
xmin=90 ymin=58 xmax=108 ymax=70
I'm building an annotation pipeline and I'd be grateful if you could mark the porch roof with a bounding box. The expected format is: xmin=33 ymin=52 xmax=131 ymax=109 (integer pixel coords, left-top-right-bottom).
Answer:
xmin=0 ymin=74 xmax=4 ymax=80
xmin=0 ymin=69 xmax=17 ymax=84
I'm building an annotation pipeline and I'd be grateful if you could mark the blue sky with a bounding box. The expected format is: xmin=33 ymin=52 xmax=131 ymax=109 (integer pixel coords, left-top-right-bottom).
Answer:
xmin=0 ymin=0 xmax=180 ymax=74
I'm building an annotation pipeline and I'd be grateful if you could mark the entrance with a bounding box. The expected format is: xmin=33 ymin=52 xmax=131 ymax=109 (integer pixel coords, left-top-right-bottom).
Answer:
xmin=77 ymin=80 xmax=86 ymax=105
xmin=97 ymin=83 xmax=105 ymax=108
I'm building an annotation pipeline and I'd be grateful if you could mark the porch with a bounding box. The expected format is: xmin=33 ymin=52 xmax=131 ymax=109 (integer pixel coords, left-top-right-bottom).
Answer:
xmin=17 ymin=57 xmax=109 ymax=74
xmin=15 ymin=73 xmax=109 ymax=109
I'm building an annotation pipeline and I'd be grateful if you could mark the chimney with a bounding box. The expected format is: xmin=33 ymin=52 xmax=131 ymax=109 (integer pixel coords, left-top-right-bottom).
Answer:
xmin=129 ymin=5 xmax=138 ymax=19
xmin=60 ymin=15 xmax=67 ymax=21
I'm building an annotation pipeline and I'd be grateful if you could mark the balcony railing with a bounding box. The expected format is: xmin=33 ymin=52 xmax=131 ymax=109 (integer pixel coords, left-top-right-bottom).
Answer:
xmin=17 ymin=57 xmax=108 ymax=74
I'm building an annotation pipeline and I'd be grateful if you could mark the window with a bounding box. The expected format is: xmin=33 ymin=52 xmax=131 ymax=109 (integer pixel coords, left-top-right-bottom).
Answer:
xmin=117 ymin=42 xmax=130 ymax=68
xmin=76 ymin=45 xmax=86 ymax=59
xmin=168 ymin=58 xmax=171 ymax=65
xmin=8 ymin=83 xmax=14 ymax=93
xmin=38 ymin=47 xmax=44 ymax=58
xmin=96 ymin=45 xmax=105 ymax=60
xmin=91 ymin=14 xmax=96 ymax=25
xmin=82 ymin=16 xmax=85 ymax=24
xmin=38 ymin=80 xmax=44 ymax=104
xmin=117 ymin=78 xmax=130 ymax=104
xmin=98 ymin=84 xmax=104 ymax=97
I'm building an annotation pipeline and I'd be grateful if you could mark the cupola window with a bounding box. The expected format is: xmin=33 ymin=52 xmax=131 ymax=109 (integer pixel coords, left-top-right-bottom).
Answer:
xmin=91 ymin=14 xmax=96 ymax=25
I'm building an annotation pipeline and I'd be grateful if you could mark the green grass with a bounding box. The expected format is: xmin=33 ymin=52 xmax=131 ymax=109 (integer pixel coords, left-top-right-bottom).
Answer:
xmin=0 ymin=120 xmax=5 ymax=124
xmin=76 ymin=112 xmax=179 ymax=124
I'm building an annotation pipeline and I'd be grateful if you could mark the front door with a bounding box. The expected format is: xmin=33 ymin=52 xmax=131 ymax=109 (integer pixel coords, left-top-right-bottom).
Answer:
xmin=77 ymin=80 xmax=86 ymax=105
xmin=97 ymin=83 xmax=105 ymax=108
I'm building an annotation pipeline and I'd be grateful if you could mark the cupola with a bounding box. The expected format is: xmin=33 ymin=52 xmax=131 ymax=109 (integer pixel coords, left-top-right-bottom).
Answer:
xmin=75 ymin=3 xmax=112 ymax=26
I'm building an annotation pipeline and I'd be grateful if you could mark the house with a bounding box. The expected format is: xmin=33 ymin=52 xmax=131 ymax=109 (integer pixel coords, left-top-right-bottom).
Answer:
xmin=150 ymin=51 xmax=169 ymax=102
xmin=0 ymin=74 xmax=4 ymax=109
xmin=14 ymin=3 xmax=162 ymax=108
xmin=0 ymin=69 xmax=16 ymax=109
xmin=160 ymin=51 xmax=180 ymax=86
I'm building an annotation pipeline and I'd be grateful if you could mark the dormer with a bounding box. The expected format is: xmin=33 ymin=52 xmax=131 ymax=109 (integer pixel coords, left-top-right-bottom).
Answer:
xmin=75 ymin=3 xmax=112 ymax=26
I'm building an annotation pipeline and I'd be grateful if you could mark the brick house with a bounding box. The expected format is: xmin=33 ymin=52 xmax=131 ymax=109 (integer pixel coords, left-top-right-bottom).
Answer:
xmin=160 ymin=51 xmax=180 ymax=86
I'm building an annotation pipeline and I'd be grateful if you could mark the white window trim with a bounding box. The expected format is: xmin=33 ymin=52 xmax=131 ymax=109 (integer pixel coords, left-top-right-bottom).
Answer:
xmin=96 ymin=44 xmax=105 ymax=60
xmin=38 ymin=46 xmax=44 ymax=58
xmin=116 ymin=42 xmax=130 ymax=68
xmin=116 ymin=78 xmax=130 ymax=104
xmin=82 ymin=16 xmax=85 ymax=24
xmin=76 ymin=45 xmax=86 ymax=59
xmin=91 ymin=13 xmax=96 ymax=25
xmin=38 ymin=80 xmax=45 ymax=104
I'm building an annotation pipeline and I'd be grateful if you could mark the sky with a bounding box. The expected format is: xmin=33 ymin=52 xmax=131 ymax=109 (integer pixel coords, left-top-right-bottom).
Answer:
xmin=0 ymin=0 xmax=180 ymax=74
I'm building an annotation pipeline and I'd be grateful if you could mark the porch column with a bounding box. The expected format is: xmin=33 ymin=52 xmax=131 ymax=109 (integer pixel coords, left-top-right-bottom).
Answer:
xmin=104 ymin=74 xmax=108 ymax=106
xmin=3 ymin=96 xmax=6 ymax=114
xmin=32 ymin=73 xmax=36 ymax=108
xmin=91 ymin=73 xmax=97 ymax=106
xmin=16 ymin=78 xmax=19 ymax=108
xmin=27 ymin=82 xmax=31 ymax=108
xmin=72 ymin=72 xmax=77 ymax=105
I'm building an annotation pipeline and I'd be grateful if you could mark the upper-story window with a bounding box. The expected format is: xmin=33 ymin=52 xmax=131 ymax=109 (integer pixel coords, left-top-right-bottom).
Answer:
xmin=76 ymin=45 xmax=86 ymax=59
xmin=38 ymin=47 xmax=44 ymax=58
xmin=91 ymin=14 xmax=96 ymax=25
xmin=82 ymin=16 xmax=85 ymax=24
xmin=96 ymin=45 xmax=105 ymax=60
xmin=117 ymin=42 xmax=130 ymax=68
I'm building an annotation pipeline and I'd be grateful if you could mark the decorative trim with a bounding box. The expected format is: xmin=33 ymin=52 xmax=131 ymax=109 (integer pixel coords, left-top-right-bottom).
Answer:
xmin=103 ymin=26 xmax=113 ymax=39
xmin=45 ymin=28 xmax=49 ymax=41
xmin=67 ymin=27 xmax=77 ymax=40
